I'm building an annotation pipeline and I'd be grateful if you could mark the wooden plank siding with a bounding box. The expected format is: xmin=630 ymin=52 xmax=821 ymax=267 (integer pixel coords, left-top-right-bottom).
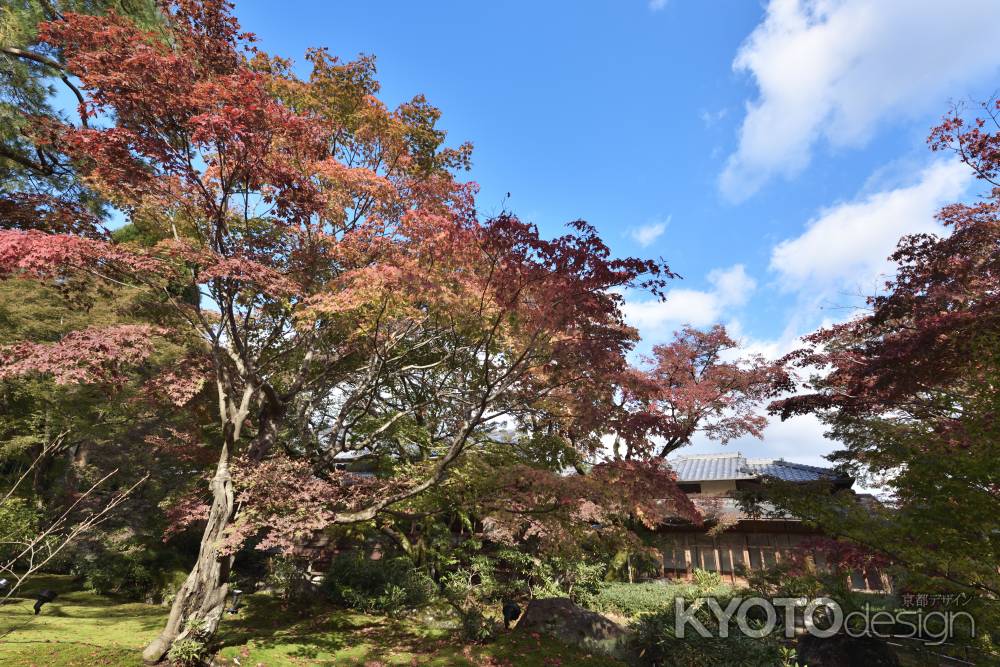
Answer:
xmin=654 ymin=527 xmax=891 ymax=593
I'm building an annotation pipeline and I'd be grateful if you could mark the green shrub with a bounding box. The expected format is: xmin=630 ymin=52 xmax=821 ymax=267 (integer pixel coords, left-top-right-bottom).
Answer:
xmin=158 ymin=567 xmax=191 ymax=607
xmin=743 ymin=561 xmax=846 ymax=601
xmin=692 ymin=568 xmax=724 ymax=591
xmin=519 ymin=555 xmax=606 ymax=608
xmin=323 ymin=554 xmax=435 ymax=613
xmin=75 ymin=550 xmax=157 ymax=600
xmin=629 ymin=590 xmax=785 ymax=667
xmin=0 ymin=497 xmax=39 ymax=562
xmin=590 ymin=582 xmax=679 ymax=617
xmin=167 ymin=638 xmax=206 ymax=667
xmin=456 ymin=605 xmax=498 ymax=642
xmin=439 ymin=565 xmax=500 ymax=642
xmin=590 ymin=572 xmax=735 ymax=619
xmin=265 ymin=555 xmax=315 ymax=602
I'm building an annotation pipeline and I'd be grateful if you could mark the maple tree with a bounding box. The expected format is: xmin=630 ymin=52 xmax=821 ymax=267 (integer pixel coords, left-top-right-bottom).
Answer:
xmin=607 ymin=324 xmax=790 ymax=461
xmin=0 ymin=0 xmax=683 ymax=659
xmin=766 ymin=99 xmax=1000 ymax=636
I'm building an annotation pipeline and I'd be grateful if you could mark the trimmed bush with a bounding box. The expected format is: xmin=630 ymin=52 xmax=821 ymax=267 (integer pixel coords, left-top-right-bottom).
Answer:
xmin=323 ymin=554 xmax=435 ymax=613
xmin=265 ymin=555 xmax=316 ymax=602
xmin=629 ymin=590 xmax=785 ymax=667
xmin=692 ymin=568 xmax=724 ymax=591
xmin=590 ymin=582 xmax=679 ymax=617
xmin=75 ymin=550 xmax=157 ymax=600
xmin=0 ymin=498 xmax=39 ymax=563
xmin=590 ymin=572 xmax=734 ymax=618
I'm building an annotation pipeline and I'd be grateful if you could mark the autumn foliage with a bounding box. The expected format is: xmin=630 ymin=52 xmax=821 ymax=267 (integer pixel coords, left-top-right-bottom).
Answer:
xmin=608 ymin=324 xmax=790 ymax=460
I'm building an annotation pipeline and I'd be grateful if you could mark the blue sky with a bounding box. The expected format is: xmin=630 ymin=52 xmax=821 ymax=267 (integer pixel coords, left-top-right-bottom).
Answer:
xmin=233 ymin=0 xmax=1000 ymax=469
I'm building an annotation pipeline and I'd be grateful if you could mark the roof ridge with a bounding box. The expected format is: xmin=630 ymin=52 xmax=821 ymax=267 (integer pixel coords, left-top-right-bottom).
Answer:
xmin=769 ymin=460 xmax=835 ymax=472
xmin=670 ymin=452 xmax=742 ymax=460
xmin=745 ymin=457 xmax=833 ymax=469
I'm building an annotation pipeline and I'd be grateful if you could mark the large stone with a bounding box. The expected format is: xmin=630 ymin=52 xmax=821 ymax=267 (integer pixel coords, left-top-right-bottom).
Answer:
xmin=515 ymin=597 xmax=627 ymax=657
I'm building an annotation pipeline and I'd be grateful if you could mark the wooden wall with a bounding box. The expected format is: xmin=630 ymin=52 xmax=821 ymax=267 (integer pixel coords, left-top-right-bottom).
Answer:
xmin=655 ymin=527 xmax=890 ymax=592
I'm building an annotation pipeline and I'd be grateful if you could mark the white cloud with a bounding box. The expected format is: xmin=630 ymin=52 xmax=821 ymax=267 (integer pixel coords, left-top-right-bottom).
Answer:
xmin=623 ymin=264 xmax=756 ymax=338
xmin=648 ymin=0 xmax=668 ymax=11
xmin=720 ymin=317 xmax=805 ymax=362
xmin=708 ymin=264 xmax=756 ymax=307
xmin=683 ymin=413 xmax=831 ymax=468
xmin=770 ymin=159 xmax=970 ymax=292
xmin=721 ymin=0 xmax=1000 ymax=200
xmin=629 ymin=218 xmax=669 ymax=247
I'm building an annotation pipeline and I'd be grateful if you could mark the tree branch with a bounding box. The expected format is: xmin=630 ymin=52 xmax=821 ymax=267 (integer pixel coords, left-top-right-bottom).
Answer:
xmin=0 ymin=47 xmax=88 ymax=128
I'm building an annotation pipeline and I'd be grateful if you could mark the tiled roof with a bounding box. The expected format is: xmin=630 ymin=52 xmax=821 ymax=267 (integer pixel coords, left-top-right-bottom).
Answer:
xmin=669 ymin=453 xmax=757 ymax=481
xmin=667 ymin=452 xmax=842 ymax=483
xmin=744 ymin=458 xmax=840 ymax=482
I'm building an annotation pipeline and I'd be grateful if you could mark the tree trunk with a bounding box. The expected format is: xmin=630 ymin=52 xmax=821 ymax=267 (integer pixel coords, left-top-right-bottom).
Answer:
xmin=142 ymin=442 xmax=236 ymax=663
xmin=143 ymin=399 xmax=286 ymax=663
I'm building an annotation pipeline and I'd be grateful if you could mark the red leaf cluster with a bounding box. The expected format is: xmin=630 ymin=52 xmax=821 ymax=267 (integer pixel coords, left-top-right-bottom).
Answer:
xmin=0 ymin=324 xmax=163 ymax=386
xmin=797 ymin=537 xmax=892 ymax=571
xmin=0 ymin=194 xmax=107 ymax=238
xmin=224 ymin=456 xmax=398 ymax=555
xmin=614 ymin=325 xmax=790 ymax=459
xmin=0 ymin=229 xmax=167 ymax=281
xmin=479 ymin=461 xmax=700 ymax=549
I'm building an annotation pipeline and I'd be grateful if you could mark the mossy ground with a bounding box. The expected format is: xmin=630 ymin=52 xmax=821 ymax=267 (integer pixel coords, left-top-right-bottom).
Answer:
xmin=0 ymin=576 xmax=625 ymax=666
xmin=0 ymin=575 xmax=157 ymax=666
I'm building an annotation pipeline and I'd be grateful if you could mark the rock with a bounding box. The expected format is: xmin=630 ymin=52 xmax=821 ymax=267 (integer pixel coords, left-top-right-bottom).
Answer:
xmin=798 ymin=633 xmax=900 ymax=667
xmin=515 ymin=597 xmax=627 ymax=657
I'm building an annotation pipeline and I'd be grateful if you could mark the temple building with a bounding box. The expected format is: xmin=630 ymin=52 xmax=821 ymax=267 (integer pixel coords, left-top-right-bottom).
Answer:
xmin=658 ymin=452 xmax=890 ymax=592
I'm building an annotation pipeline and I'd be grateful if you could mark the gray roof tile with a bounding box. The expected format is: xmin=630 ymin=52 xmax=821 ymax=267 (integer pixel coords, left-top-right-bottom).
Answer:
xmin=667 ymin=452 xmax=840 ymax=483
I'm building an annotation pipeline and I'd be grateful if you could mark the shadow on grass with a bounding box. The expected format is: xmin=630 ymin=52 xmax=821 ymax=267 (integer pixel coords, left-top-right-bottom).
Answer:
xmin=0 ymin=586 xmax=170 ymax=646
xmin=218 ymin=595 xmax=351 ymax=655
xmin=216 ymin=595 xmax=466 ymax=665
xmin=2 ymin=600 xmax=166 ymax=627
xmin=0 ymin=642 xmax=144 ymax=667
xmin=2 ymin=585 xmax=624 ymax=667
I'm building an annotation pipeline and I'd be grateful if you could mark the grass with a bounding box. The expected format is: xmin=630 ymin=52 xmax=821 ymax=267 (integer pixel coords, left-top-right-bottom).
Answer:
xmin=0 ymin=575 xmax=163 ymax=666
xmin=0 ymin=576 xmax=626 ymax=666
